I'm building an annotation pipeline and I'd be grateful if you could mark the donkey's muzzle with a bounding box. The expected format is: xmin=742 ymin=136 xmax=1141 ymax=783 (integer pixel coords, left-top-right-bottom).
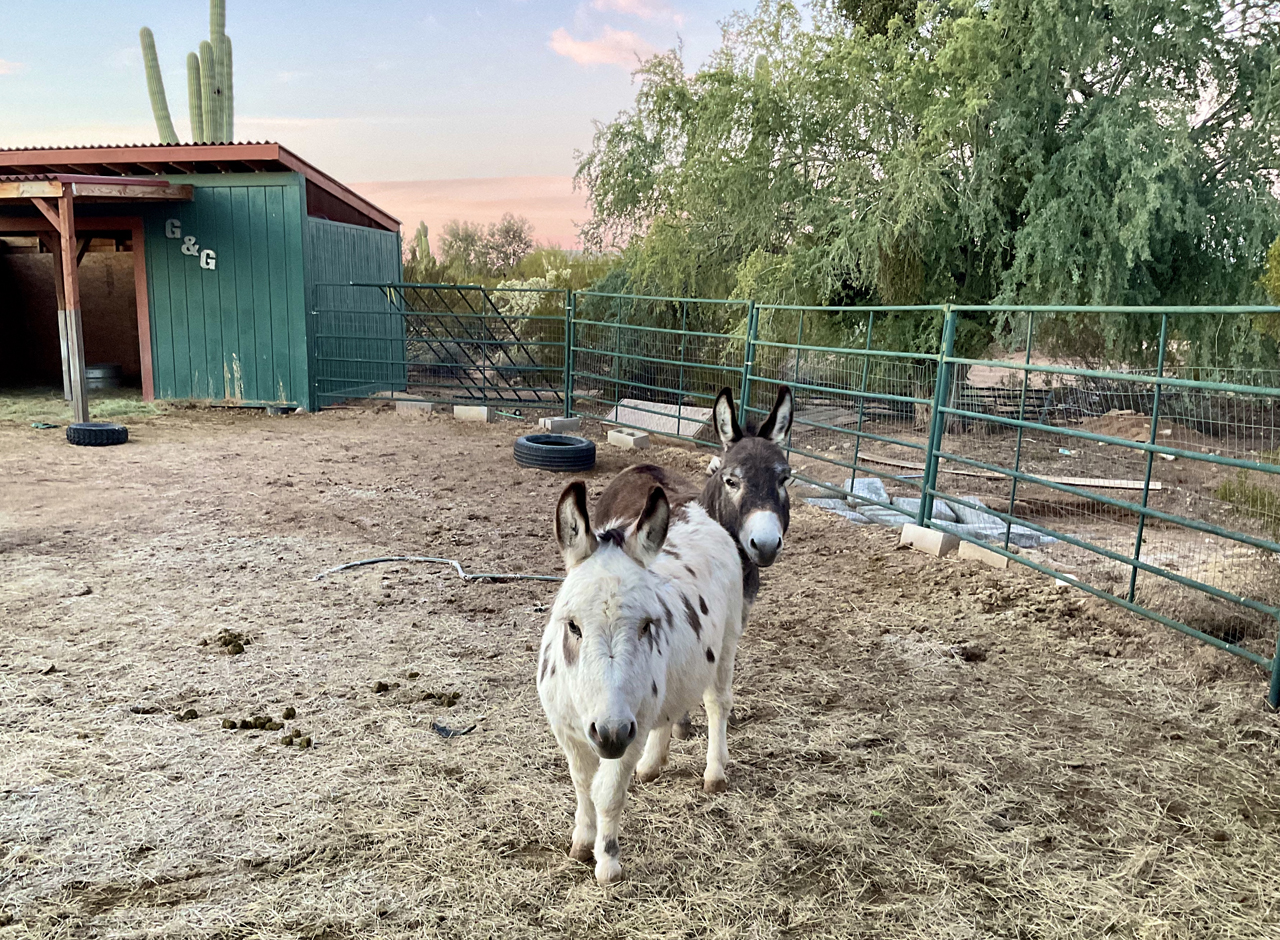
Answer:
xmin=589 ymin=720 xmax=637 ymax=759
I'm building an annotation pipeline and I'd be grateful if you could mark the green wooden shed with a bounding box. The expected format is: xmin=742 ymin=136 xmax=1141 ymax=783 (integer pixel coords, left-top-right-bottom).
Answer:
xmin=0 ymin=142 xmax=402 ymax=412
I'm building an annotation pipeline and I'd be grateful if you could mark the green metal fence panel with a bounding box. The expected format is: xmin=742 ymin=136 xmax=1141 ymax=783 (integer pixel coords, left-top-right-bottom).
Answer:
xmin=925 ymin=304 xmax=1280 ymax=706
xmin=306 ymin=219 xmax=405 ymax=408
xmin=748 ymin=303 xmax=951 ymax=522
xmin=312 ymin=283 xmax=568 ymax=411
xmin=569 ymin=292 xmax=752 ymax=445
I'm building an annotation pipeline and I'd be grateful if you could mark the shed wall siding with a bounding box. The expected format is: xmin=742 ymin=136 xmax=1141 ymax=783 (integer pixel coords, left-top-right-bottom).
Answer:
xmin=305 ymin=217 xmax=404 ymax=409
xmin=145 ymin=175 xmax=308 ymax=404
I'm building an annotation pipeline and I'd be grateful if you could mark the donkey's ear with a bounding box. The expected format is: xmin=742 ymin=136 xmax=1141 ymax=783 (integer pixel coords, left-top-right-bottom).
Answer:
xmin=625 ymin=485 xmax=670 ymax=567
xmin=555 ymin=481 xmax=597 ymax=570
xmin=757 ymin=386 xmax=794 ymax=445
xmin=713 ymin=387 xmax=743 ymax=450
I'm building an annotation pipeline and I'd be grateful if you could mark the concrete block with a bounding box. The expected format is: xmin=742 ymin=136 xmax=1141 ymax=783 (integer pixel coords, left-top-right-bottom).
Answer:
xmin=396 ymin=400 xmax=435 ymax=414
xmin=899 ymin=523 xmax=959 ymax=557
xmin=454 ymin=405 xmax=493 ymax=423
xmin=958 ymin=539 xmax=1010 ymax=569
xmin=608 ymin=428 xmax=651 ymax=450
xmin=539 ymin=416 xmax=582 ymax=432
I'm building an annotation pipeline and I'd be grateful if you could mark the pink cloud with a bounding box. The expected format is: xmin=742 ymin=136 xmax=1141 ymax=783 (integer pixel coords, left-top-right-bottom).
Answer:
xmin=591 ymin=0 xmax=682 ymax=23
xmin=549 ymin=26 xmax=657 ymax=69
xmin=0 ymin=60 xmax=25 ymax=75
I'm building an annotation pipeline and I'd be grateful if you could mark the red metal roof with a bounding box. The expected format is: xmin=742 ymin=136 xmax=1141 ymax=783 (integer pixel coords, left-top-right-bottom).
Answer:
xmin=0 ymin=143 xmax=398 ymax=232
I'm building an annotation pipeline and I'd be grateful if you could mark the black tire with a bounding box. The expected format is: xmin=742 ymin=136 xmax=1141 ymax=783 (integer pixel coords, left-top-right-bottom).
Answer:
xmin=66 ymin=422 xmax=129 ymax=447
xmin=513 ymin=434 xmax=596 ymax=472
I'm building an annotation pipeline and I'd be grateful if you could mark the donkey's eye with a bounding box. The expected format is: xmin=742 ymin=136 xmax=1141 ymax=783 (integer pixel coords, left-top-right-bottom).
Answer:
xmin=639 ymin=619 xmax=654 ymax=637
xmin=724 ymin=476 xmax=740 ymax=489
xmin=567 ymin=620 xmax=581 ymax=638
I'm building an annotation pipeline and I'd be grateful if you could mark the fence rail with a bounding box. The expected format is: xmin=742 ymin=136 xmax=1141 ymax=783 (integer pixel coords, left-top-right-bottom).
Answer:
xmin=312 ymin=284 xmax=1280 ymax=707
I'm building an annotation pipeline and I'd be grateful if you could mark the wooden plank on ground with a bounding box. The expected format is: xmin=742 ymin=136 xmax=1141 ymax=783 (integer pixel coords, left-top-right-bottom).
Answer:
xmin=854 ymin=450 xmax=1162 ymax=490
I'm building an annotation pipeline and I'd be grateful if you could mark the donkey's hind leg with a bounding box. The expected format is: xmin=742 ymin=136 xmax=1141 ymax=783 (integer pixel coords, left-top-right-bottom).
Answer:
xmin=671 ymin=712 xmax=696 ymax=740
xmin=635 ymin=724 xmax=673 ymax=783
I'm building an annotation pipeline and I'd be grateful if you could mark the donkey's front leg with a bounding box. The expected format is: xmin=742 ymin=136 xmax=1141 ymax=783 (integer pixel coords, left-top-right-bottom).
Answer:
xmin=557 ymin=731 xmax=600 ymax=864
xmin=702 ymin=642 xmax=740 ymax=793
xmin=590 ymin=748 xmax=643 ymax=885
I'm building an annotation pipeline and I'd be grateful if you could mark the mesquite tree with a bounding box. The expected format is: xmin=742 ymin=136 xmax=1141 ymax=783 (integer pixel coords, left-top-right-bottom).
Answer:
xmin=578 ymin=0 xmax=1280 ymax=362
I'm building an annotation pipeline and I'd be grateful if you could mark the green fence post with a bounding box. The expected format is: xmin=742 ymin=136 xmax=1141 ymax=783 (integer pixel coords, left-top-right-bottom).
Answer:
xmin=739 ymin=300 xmax=758 ymax=426
xmin=1005 ymin=312 xmax=1036 ymax=550
xmin=1270 ymin=621 xmax=1280 ymax=709
xmin=563 ymin=289 xmax=574 ymax=418
xmin=919 ymin=305 xmax=957 ymax=526
xmin=849 ymin=310 xmax=874 ymax=496
xmin=1128 ymin=313 xmax=1170 ymax=603
xmin=678 ymin=299 xmax=689 ymax=413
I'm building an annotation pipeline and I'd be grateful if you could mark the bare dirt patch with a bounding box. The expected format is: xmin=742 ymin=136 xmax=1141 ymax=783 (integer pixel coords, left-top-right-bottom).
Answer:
xmin=1 ymin=405 xmax=1278 ymax=938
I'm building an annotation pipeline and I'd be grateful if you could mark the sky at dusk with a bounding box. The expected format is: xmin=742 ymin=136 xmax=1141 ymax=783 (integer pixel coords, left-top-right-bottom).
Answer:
xmin=0 ymin=1 xmax=744 ymax=249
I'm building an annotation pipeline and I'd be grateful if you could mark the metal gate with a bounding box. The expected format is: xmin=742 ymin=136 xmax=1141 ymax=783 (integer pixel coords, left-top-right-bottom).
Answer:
xmin=312 ymin=282 xmax=569 ymax=409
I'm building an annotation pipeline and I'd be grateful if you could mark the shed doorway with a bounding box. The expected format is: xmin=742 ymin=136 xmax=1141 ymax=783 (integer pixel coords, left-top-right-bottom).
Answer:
xmin=0 ymin=231 xmax=143 ymax=395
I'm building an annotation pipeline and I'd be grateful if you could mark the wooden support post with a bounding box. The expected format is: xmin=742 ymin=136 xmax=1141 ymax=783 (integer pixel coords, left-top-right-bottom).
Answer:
xmin=37 ymin=232 xmax=72 ymax=401
xmin=131 ymin=221 xmax=155 ymax=401
xmin=57 ymin=192 xmax=90 ymax=424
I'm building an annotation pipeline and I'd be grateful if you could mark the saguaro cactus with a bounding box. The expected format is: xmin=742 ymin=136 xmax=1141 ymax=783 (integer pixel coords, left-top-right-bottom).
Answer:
xmin=140 ymin=0 xmax=235 ymax=144
xmin=186 ymin=52 xmax=204 ymax=143
xmin=199 ymin=40 xmax=218 ymax=143
xmin=140 ymin=27 xmax=179 ymax=144
xmin=213 ymin=34 xmax=234 ymax=142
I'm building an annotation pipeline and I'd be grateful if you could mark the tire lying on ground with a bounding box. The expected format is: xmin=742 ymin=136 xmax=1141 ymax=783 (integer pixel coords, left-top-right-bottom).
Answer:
xmin=66 ymin=422 xmax=129 ymax=447
xmin=513 ymin=434 xmax=596 ymax=472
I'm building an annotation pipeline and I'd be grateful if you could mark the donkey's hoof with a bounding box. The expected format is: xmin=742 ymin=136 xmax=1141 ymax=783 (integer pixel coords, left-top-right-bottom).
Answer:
xmin=595 ymin=858 xmax=623 ymax=885
xmin=703 ymin=776 xmax=728 ymax=794
xmin=635 ymin=764 xmax=662 ymax=783
xmin=568 ymin=841 xmax=594 ymax=864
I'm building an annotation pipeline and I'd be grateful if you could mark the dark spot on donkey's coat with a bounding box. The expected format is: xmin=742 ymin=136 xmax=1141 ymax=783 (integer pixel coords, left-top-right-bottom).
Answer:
xmin=539 ymin=656 xmax=548 ymax=682
xmin=652 ymin=681 xmax=658 ymax=698
xmin=682 ymin=595 xmax=702 ymax=637
xmin=683 ymin=564 xmax=697 ymax=579
xmin=603 ymin=837 xmax=619 ymax=858
xmin=706 ymin=649 xmax=716 ymax=663
xmin=699 ymin=595 xmax=709 ymax=615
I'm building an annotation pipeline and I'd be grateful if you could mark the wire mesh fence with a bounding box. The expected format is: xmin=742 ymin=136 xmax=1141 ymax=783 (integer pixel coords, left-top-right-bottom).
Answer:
xmin=311 ymin=284 xmax=1280 ymax=705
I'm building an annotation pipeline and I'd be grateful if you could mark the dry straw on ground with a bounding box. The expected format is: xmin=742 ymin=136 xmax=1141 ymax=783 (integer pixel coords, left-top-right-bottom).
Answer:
xmin=0 ymin=403 xmax=1277 ymax=938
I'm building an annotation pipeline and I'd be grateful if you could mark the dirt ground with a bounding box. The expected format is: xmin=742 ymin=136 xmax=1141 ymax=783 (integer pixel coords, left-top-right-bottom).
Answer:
xmin=1 ymin=403 xmax=1279 ymax=939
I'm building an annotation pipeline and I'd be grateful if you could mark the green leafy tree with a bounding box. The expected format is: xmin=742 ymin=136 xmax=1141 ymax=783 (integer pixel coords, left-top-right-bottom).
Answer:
xmin=577 ymin=0 xmax=1280 ymax=361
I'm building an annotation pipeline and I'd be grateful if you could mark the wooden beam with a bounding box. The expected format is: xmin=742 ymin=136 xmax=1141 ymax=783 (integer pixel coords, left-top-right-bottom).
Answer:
xmin=131 ymin=220 xmax=155 ymax=402
xmin=0 ymin=215 xmax=136 ymax=233
xmin=3 ymin=180 xmax=62 ymax=199
xmin=102 ymin=163 xmax=135 ymax=175
xmin=70 ymin=182 xmax=194 ymax=201
xmin=75 ymin=237 xmax=90 ymax=266
xmin=166 ymin=162 xmax=198 ymax=173
xmin=30 ymin=196 xmax=62 ymax=227
xmin=58 ymin=191 xmax=90 ymax=424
